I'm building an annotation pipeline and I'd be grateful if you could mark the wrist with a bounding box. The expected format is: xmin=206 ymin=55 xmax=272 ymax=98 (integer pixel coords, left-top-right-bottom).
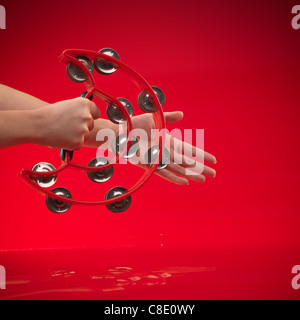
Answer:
xmin=28 ymin=107 xmax=47 ymax=146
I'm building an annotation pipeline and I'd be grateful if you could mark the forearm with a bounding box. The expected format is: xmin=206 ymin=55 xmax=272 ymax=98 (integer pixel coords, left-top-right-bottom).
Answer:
xmin=0 ymin=84 xmax=119 ymax=149
xmin=0 ymin=108 xmax=118 ymax=149
xmin=0 ymin=109 xmax=42 ymax=148
xmin=0 ymin=84 xmax=48 ymax=111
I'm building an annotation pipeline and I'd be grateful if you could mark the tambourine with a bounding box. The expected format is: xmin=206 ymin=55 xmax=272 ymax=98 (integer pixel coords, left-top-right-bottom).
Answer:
xmin=19 ymin=48 xmax=168 ymax=213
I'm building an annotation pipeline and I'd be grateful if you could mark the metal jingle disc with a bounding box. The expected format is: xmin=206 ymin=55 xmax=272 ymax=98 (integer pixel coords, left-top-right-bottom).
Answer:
xmin=107 ymin=98 xmax=134 ymax=124
xmin=66 ymin=56 xmax=94 ymax=83
xmin=105 ymin=187 xmax=132 ymax=213
xmin=94 ymin=48 xmax=120 ymax=75
xmin=31 ymin=162 xmax=58 ymax=188
xmin=87 ymin=157 xmax=114 ymax=183
xmin=137 ymin=86 xmax=166 ymax=113
xmin=145 ymin=146 xmax=171 ymax=171
xmin=45 ymin=187 xmax=72 ymax=214
xmin=111 ymin=134 xmax=139 ymax=159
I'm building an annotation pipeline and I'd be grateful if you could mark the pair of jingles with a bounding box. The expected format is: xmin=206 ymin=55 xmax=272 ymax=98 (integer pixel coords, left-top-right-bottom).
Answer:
xmin=19 ymin=49 xmax=170 ymax=214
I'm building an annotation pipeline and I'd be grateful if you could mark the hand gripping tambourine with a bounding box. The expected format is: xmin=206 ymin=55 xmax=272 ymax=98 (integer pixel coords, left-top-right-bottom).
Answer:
xmin=19 ymin=48 xmax=168 ymax=214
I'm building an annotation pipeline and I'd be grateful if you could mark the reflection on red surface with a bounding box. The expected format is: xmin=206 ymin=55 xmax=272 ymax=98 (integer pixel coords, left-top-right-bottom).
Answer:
xmin=0 ymin=247 xmax=298 ymax=300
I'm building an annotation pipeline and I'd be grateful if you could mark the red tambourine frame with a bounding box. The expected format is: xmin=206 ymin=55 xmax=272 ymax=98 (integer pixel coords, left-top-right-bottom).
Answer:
xmin=19 ymin=49 xmax=166 ymax=207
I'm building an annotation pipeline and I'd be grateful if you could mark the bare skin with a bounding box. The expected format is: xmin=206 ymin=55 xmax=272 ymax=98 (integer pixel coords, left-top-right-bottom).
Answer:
xmin=0 ymin=84 xmax=216 ymax=185
xmin=131 ymin=113 xmax=216 ymax=185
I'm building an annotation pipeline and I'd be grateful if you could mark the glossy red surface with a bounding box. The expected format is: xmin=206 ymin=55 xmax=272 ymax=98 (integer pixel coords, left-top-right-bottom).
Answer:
xmin=0 ymin=247 xmax=298 ymax=300
xmin=0 ymin=0 xmax=300 ymax=300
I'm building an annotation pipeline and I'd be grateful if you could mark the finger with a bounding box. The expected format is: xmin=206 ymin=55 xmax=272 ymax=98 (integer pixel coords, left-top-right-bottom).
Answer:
xmin=172 ymin=137 xmax=217 ymax=164
xmin=173 ymin=153 xmax=199 ymax=168
xmin=86 ymin=118 xmax=95 ymax=131
xmin=166 ymin=164 xmax=206 ymax=183
xmin=186 ymin=164 xmax=216 ymax=178
xmin=204 ymin=151 xmax=217 ymax=164
xmin=89 ymin=102 xmax=101 ymax=120
xmin=82 ymin=125 xmax=90 ymax=143
xmin=202 ymin=165 xmax=216 ymax=178
xmin=173 ymin=153 xmax=216 ymax=177
xmin=164 ymin=111 xmax=184 ymax=124
xmin=155 ymin=169 xmax=189 ymax=186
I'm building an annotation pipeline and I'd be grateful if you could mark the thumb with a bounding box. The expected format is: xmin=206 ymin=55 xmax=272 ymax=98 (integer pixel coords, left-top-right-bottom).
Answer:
xmin=164 ymin=111 xmax=184 ymax=124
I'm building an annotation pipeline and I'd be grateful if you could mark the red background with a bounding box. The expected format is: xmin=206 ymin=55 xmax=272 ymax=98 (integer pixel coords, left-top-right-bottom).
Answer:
xmin=0 ymin=0 xmax=300 ymax=299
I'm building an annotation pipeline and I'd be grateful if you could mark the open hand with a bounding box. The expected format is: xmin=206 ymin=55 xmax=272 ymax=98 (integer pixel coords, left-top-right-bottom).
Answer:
xmin=129 ymin=112 xmax=217 ymax=185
